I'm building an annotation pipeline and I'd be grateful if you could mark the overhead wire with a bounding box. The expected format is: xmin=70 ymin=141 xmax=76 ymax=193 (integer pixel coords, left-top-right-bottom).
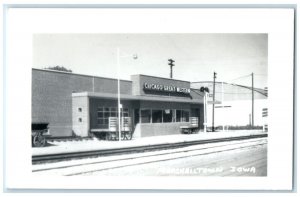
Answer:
xmin=191 ymin=73 xmax=267 ymax=96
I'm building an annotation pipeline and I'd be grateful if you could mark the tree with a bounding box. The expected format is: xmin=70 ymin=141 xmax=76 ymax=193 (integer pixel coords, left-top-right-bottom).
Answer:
xmin=45 ymin=66 xmax=72 ymax=73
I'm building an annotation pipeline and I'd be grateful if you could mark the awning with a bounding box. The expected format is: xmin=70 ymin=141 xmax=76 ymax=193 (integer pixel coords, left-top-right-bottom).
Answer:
xmin=72 ymin=92 xmax=203 ymax=104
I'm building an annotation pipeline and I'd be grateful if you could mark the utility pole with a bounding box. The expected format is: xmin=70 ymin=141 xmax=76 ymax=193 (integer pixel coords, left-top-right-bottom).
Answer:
xmin=221 ymin=81 xmax=224 ymax=132
xmin=252 ymin=72 xmax=254 ymax=127
xmin=212 ymin=72 xmax=217 ymax=132
xmin=168 ymin=59 xmax=175 ymax=78
xmin=200 ymin=87 xmax=209 ymax=133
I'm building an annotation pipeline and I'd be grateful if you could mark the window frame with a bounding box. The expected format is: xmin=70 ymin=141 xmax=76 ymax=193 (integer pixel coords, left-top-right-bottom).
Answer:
xmin=163 ymin=109 xmax=173 ymax=123
xmin=152 ymin=109 xmax=163 ymax=123
xmin=96 ymin=107 xmax=129 ymax=129
xmin=138 ymin=108 xmax=190 ymax=124
xmin=140 ymin=109 xmax=152 ymax=123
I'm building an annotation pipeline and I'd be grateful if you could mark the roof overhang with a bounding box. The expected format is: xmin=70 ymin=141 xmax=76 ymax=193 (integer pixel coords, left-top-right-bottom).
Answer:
xmin=72 ymin=92 xmax=203 ymax=104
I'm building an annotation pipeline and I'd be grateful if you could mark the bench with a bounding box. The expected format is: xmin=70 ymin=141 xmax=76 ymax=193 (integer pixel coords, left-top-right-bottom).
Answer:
xmin=180 ymin=117 xmax=199 ymax=134
xmin=91 ymin=117 xmax=132 ymax=140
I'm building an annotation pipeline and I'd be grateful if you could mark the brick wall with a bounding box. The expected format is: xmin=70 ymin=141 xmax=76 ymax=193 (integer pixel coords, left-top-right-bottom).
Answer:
xmin=32 ymin=69 xmax=132 ymax=137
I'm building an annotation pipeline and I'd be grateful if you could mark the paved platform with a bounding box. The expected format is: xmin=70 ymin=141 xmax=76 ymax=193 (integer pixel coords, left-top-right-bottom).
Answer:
xmin=32 ymin=130 xmax=267 ymax=156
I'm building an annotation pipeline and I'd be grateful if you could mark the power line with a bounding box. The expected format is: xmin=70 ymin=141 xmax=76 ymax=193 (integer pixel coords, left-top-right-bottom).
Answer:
xmin=254 ymin=73 xmax=268 ymax=76
xmin=192 ymin=73 xmax=266 ymax=85
xmin=192 ymin=74 xmax=252 ymax=87
xmin=226 ymin=74 xmax=251 ymax=83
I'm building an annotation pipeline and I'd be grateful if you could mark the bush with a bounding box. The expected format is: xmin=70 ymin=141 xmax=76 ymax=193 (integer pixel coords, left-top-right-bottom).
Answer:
xmin=45 ymin=66 xmax=72 ymax=73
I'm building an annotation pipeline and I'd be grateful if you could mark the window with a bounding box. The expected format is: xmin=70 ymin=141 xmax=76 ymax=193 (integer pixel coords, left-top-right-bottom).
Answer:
xmin=122 ymin=108 xmax=129 ymax=117
xmin=152 ymin=110 xmax=162 ymax=123
xmin=141 ymin=109 xmax=151 ymax=123
xmin=163 ymin=109 xmax=173 ymax=123
xmin=175 ymin=109 xmax=190 ymax=122
xmin=97 ymin=107 xmax=128 ymax=129
xmin=78 ymin=118 xmax=82 ymax=122
xmin=78 ymin=108 xmax=82 ymax=112
xmin=176 ymin=110 xmax=182 ymax=122
xmin=138 ymin=109 xmax=190 ymax=124
xmin=182 ymin=110 xmax=190 ymax=122
xmin=97 ymin=108 xmax=104 ymax=118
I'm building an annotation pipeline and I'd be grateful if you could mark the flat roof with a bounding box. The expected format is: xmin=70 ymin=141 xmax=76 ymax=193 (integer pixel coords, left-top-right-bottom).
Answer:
xmin=33 ymin=68 xmax=192 ymax=84
xmin=32 ymin=68 xmax=132 ymax=83
xmin=72 ymin=92 xmax=203 ymax=104
xmin=131 ymin=74 xmax=190 ymax=83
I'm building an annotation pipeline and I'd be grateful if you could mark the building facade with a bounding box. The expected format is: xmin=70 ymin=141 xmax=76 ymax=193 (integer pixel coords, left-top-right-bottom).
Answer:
xmin=191 ymin=82 xmax=268 ymax=129
xmin=32 ymin=69 xmax=204 ymax=138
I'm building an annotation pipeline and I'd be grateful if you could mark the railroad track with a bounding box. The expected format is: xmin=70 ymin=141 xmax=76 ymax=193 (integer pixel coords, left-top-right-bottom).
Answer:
xmin=32 ymin=134 xmax=267 ymax=164
xmin=32 ymin=138 xmax=267 ymax=176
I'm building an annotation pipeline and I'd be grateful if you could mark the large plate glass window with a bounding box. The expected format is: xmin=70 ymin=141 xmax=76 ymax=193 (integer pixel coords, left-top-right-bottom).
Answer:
xmin=97 ymin=107 xmax=128 ymax=129
xmin=152 ymin=110 xmax=163 ymax=123
xmin=176 ymin=110 xmax=182 ymax=122
xmin=163 ymin=109 xmax=173 ymax=123
xmin=141 ymin=109 xmax=151 ymax=123
xmin=182 ymin=110 xmax=190 ymax=122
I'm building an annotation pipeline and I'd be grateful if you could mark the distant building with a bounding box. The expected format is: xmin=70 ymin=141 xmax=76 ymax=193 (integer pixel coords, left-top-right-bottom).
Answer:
xmin=191 ymin=82 xmax=267 ymax=129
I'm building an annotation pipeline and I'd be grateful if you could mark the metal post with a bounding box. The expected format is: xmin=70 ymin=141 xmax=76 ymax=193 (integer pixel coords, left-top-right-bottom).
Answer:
xmin=212 ymin=72 xmax=216 ymax=132
xmin=221 ymin=81 xmax=224 ymax=132
xmin=203 ymin=92 xmax=207 ymax=132
xmin=117 ymin=48 xmax=121 ymax=141
xmin=116 ymin=50 xmax=138 ymax=141
xmin=252 ymin=72 xmax=254 ymax=127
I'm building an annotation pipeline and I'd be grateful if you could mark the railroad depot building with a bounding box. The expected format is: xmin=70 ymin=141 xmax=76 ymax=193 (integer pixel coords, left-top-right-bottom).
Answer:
xmin=32 ymin=69 xmax=204 ymax=138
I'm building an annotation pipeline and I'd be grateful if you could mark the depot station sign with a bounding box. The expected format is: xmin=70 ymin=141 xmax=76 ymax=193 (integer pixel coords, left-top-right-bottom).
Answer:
xmin=143 ymin=82 xmax=191 ymax=94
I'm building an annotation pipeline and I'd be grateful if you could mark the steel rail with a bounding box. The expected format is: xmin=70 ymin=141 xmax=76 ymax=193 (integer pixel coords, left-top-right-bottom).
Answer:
xmin=32 ymin=134 xmax=267 ymax=164
xmin=67 ymin=142 xmax=267 ymax=176
xmin=33 ymin=138 xmax=266 ymax=172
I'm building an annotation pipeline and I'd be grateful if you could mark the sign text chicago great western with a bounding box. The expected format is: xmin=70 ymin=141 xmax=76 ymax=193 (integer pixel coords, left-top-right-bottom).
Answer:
xmin=143 ymin=83 xmax=190 ymax=94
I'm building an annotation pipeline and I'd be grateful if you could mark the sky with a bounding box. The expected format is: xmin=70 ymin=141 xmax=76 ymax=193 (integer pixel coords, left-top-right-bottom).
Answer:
xmin=33 ymin=34 xmax=268 ymax=89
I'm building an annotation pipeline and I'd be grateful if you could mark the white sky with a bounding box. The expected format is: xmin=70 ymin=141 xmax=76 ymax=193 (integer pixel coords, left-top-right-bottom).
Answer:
xmin=33 ymin=34 xmax=268 ymax=88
